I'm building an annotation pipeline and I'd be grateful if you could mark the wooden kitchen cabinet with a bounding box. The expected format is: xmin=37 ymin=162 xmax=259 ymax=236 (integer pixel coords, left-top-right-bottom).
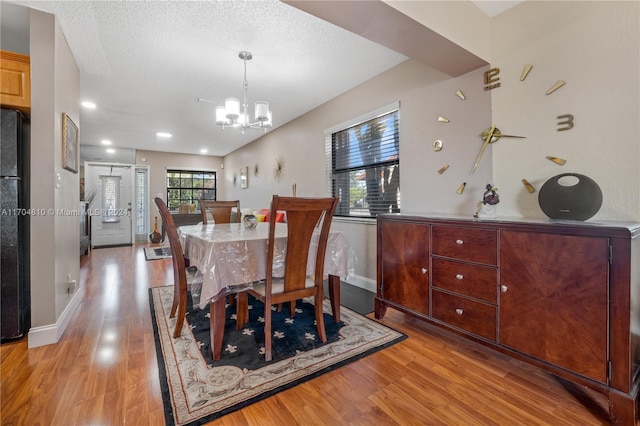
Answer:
xmin=376 ymin=214 xmax=640 ymax=425
xmin=0 ymin=50 xmax=30 ymax=115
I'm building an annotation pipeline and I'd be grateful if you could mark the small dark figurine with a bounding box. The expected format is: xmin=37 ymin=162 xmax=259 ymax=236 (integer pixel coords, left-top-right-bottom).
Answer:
xmin=474 ymin=184 xmax=499 ymax=218
xmin=482 ymin=184 xmax=500 ymax=205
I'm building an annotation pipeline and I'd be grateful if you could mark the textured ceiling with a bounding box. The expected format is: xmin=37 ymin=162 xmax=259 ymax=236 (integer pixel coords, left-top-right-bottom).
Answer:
xmin=11 ymin=0 xmax=407 ymax=158
xmin=6 ymin=1 xmax=519 ymax=159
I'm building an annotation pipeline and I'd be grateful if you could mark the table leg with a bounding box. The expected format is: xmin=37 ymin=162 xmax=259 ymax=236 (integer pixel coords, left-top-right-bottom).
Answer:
xmin=210 ymin=296 xmax=226 ymax=360
xmin=328 ymin=274 xmax=341 ymax=323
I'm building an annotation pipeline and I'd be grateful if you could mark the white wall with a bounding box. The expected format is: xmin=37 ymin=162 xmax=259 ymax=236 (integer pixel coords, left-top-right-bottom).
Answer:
xmin=223 ymin=0 xmax=640 ymax=286
xmin=29 ymin=8 xmax=81 ymax=347
xmin=223 ymin=59 xmax=492 ymax=284
xmin=29 ymin=9 xmax=56 ymax=335
xmin=383 ymin=0 xmax=492 ymax=61
xmin=136 ymin=149 xmax=223 ymax=229
xmin=491 ymin=1 xmax=640 ymax=220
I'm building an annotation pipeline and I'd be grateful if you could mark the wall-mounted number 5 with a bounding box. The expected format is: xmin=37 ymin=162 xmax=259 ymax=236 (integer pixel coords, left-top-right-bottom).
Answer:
xmin=557 ymin=114 xmax=574 ymax=131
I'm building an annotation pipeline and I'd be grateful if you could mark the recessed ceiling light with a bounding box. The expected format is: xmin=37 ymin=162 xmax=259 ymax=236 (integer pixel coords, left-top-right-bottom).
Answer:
xmin=200 ymin=148 xmax=208 ymax=154
xmin=101 ymin=139 xmax=112 ymax=145
xmin=106 ymin=148 xmax=115 ymax=153
xmin=156 ymin=132 xmax=172 ymax=138
xmin=81 ymin=101 xmax=96 ymax=109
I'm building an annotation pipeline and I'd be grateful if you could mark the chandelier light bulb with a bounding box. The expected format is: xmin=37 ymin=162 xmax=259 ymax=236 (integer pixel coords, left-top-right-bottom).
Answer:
xmin=215 ymin=106 xmax=228 ymax=125
xmin=224 ymin=98 xmax=240 ymax=120
xmin=255 ymin=101 xmax=269 ymax=122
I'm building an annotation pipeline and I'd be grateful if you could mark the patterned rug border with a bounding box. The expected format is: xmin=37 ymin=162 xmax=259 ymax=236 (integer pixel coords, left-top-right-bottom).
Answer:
xmin=149 ymin=286 xmax=406 ymax=426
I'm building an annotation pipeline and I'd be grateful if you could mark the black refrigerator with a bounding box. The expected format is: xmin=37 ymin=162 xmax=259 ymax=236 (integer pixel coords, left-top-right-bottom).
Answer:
xmin=1 ymin=108 xmax=30 ymax=341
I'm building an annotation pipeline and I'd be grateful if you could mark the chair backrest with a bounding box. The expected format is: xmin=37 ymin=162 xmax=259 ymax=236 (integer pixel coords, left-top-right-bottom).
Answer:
xmin=154 ymin=197 xmax=187 ymax=296
xmin=265 ymin=195 xmax=338 ymax=292
xmin=199 ymin=200 xmax=241 ymax=224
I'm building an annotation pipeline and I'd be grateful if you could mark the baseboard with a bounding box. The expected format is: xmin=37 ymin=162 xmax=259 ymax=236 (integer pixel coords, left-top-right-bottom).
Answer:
xmin=344 ymin=274 xmax=376 ymax=293
xmin=28 ymin=285 xmax=84 ymax=348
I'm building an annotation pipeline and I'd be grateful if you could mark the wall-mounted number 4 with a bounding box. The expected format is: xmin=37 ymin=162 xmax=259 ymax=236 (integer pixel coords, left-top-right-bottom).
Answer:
xmin=557 ymin=114 xmax=574 ymax=131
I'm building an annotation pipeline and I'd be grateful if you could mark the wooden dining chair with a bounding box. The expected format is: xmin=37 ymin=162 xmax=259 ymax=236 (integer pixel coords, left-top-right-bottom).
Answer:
xmin=199 ymin=200 xmax=241 ymax=224
xmin=236 ymin=195 xmax=339 ymax=361
xmin=154 ymin=197 xmax=202 ymax=338
xmin=199 ymin=199 xmax=242 ymax=307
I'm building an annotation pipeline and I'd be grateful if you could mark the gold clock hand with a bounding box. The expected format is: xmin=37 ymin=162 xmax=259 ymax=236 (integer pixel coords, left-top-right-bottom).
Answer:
xmin=480 ymin=132 xmax=526 ymax=139
xmin=472 ymin=125 xmax=496 ymax=174
xmin=481 ymin=129 xmax=526 ymax=142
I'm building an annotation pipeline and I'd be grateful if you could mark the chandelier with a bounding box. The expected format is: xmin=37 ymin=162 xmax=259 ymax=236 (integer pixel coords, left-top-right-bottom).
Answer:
xmin=215 ymin=51 xmax=272 ymax=134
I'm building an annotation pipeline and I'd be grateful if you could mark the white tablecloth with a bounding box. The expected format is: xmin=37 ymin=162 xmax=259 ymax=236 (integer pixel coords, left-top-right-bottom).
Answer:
xmin=179 ymin=222 xmax=354 ymax=309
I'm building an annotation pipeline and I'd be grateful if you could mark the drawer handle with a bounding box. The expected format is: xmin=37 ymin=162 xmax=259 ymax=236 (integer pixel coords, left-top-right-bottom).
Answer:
xmin=421 ymin=267 xmax=428 ymax=274
xmin=455 ymin=308 xmax=463 ymax=315
xmin=501 ymin=285 xmax=508 ymax=293
xmin=455 ymin=274 xmax=464 ymax=280
xmin=456 ymin=239 xmax=464 ymax=245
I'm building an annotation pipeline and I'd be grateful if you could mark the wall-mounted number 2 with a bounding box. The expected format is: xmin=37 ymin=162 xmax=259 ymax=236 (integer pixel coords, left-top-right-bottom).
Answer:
xmin=557 ymin=114 xmax=574 ymax=131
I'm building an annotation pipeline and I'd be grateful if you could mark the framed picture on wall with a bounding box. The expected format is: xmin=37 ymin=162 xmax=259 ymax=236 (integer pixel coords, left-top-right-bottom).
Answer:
xmin=62 ymin=112 xmax=78 ymax=173
xmin=240 ymin=166 xmax=248 ymax=189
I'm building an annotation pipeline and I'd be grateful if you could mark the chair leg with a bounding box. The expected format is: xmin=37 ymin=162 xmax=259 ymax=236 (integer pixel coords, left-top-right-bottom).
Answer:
xmin=173 ymin=298 xmax=186 ymax=338
xmin=170 ymin=299 xmax=178 ymax=319
xmin=289 ymin=300 xmax=296 ymax=316
xmin=328 ymin=274 xmax=341 ymax=323
xmin=172 ymin=279 xmax=188 ymax=337
xmin=314 ymin=295 xmax=327 ymax=343
xmin=170 ymin=281 xmax=180 ymax=318
xmin=264 ymin=302 xmax=272 ymax=362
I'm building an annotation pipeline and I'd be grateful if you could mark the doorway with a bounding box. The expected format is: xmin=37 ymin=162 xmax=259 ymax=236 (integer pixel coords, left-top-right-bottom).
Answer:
xmin=85 ymin=163 xmax=133 ymax=247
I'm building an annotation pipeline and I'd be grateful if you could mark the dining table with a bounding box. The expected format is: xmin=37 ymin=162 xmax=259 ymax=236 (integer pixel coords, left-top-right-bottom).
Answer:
xmin=178 ymin=221 xmax=354 ymax=359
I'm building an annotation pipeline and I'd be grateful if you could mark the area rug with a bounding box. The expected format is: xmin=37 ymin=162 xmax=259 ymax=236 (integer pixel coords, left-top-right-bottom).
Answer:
xmin=149 ymin=285 xmax=406 ymax=425
xmin=144 ymin=246 xmax=172 ymax=260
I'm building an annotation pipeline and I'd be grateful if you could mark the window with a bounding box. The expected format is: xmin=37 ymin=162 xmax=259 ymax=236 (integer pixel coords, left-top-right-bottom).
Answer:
xmin=135 ymin=168 xmax=148 ymax=241
xmin=166 ymin=170 xmax=216 ymax=211
xmin=100 ymin=175 xmax=121 ymax=223
xmin=326 ymin=104 xmax=400 ymax=218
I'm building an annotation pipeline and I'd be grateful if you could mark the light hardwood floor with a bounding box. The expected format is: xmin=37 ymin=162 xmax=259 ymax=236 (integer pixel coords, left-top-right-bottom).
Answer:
xmin=0 ymin=243 xmax=631 ymax=425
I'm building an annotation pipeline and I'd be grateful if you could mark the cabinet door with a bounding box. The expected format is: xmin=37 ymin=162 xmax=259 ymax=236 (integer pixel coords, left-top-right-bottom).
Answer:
xmin=0 ymin=51 xmax=30 ymax=112
xmin=380 ymin=221 xmax=430 ymax=315
xmin=500 ymin=231 xmax=608 ymax=383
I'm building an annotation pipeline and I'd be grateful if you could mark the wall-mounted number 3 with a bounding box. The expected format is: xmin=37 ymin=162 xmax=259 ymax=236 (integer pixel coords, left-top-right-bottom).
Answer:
xmin=556 ymin=114 xmax=574 ymax=131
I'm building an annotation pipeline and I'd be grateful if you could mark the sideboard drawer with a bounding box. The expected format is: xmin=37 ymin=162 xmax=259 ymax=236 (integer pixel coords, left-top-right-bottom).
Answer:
xmin=432 ymin=225 xmax=497 ymax=265
xmin=431 ymin=258 xmax=497 ymax=303
xmin=432 ymin=290 xmax=496 ymax=341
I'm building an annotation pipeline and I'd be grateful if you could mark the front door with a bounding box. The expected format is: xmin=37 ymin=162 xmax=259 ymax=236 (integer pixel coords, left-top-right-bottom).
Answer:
xmin=86 ymin=164 xmax=133 ymax=247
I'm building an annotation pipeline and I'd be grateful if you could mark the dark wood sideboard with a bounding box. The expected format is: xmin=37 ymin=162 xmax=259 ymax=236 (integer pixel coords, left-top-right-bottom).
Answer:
xmin=376 ymin=214 xmax=640 ymax=425
xmin=161 ymin=213 xmax=202 ymax=242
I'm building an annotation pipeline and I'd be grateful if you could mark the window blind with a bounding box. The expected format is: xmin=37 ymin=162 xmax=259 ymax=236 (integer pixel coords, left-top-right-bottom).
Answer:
xmin=327 ymin=108 xmax=400 ymax=218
